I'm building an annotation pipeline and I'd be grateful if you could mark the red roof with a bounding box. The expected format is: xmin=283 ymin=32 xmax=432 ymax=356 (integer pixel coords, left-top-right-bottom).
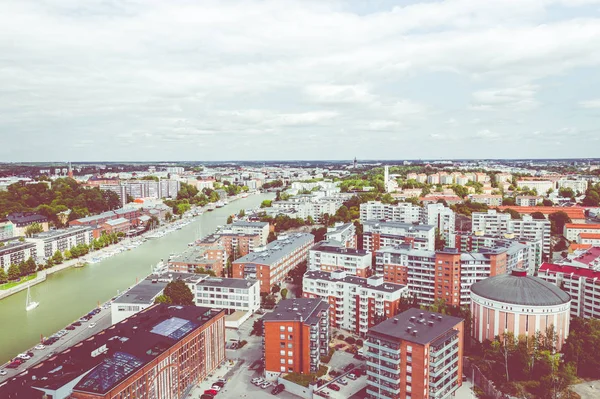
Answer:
xmin=571 ymin=246 xmax=600 ymax=266
xmin=569 ymin=243 xmax=592 ymax=252
xmin=564 ymin=223 xmax=600 ymax=230
xmin=497 ymin=206 xmax=585 ymax=220
xmin=580 ymin=233 xmax=600 ymax=240
xmin=539 ymin=262 xmax=600 ymax=281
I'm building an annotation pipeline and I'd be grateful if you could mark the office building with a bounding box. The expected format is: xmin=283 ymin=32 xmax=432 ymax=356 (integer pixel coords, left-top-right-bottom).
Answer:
xmin=363 ymin=221 xmax=436 ymax=252
xmin=308 ymin=241 xmax=371 ymax=277
xmin=366 ymin=308 xmax=464 ymax=399
xmin=233 ymin=233 xmax=314 ymax=293
xmin=263 ymin=298 xmax=329 ymax=380
xmin=471 ymin=269 xmax=571 ymax=351
xmin=303 ymin=270 xmax=407 ymax=335
xmin=1 ymin=304 xmax=225 ymax=399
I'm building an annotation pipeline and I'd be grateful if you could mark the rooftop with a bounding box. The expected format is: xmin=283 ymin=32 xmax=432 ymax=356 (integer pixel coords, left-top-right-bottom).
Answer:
xmin=104 ymin=217 xmax=130 ymax=226
xmin=304 ymin=270 xmax=406 ymax=293
xmin=363 ymin=220 xmax=435 ymax=232
xmin=470 ymin=269 xmax=571 ymax=306
xmin=0 ymin=305 xmax=223 ymax=399
xmin=311 ymin=241 xmax=368 ymax=256
xmin=6 ymin=212 xmax=47 ymax=225
xmin=232 ymin=220 xmax=268 ymax=228
xmin=30 ymin=226 xmax=92 ymax=241
xmin=497 ymin=206 xmax=586 ymax=220
xmin=234 ymin=233 xmax=314 ymax=266
xmin=565 ymin=223 xmax=600 ymax=230
xmin=368 ymin=308 xmax=463 ymax=346
xmin=263 ymin=298 xmax=328 ymax=325
xmin=539 ymin=262 xmax=600 ymax=282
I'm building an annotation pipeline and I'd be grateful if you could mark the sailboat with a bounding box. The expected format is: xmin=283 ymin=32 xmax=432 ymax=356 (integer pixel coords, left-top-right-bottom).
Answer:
xmin=26 ymin=285 xmax=39 ymax=311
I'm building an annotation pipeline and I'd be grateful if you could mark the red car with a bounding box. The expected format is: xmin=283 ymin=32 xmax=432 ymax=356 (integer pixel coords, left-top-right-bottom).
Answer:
xmin=204 ymin=389 xmax=218 ymax=396
xmin=329 ymin=384 xmax=340 ymax=391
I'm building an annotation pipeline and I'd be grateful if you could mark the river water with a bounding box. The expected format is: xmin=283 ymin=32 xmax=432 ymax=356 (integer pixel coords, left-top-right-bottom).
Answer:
xmin=0 ymin=193 xmax=273 ymax=364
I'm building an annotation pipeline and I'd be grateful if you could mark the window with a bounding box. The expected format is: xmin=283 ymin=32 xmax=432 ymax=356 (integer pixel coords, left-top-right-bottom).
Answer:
xmin=280 ymin=334 xmax=285 ymax=340
xmin=280 ymin=326 xmax=285 ymax=331
xmin=280 ymin=366 xmax=286 ymax=372
xmin=288 ymin=359 xmax=293 ymax=365
xmin=288 ymin=326 xmax=293 ymax=332
xmin=280 ymin=350 xmax=285 ymax=355
xmin=407 ymin=345 xmax=412 ymax=353
xmin=288 ymin=351 xmax=293 ymax=356
xmin=288 ymin=335 xmax=293 ymax=340
xmin=280 ymin=359 xmax=285 ymax=364
xmin=288 ymin=343 xmax=293 ymax=349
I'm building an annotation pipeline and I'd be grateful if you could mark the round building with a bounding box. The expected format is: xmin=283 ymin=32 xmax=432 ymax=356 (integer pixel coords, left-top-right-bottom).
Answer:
xmin=470 ymin=269 xmax=571 ymax=350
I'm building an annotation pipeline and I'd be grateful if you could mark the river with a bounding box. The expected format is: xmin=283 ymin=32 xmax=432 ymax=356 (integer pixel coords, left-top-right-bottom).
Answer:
xmin=0 ymin=193 xmax=273 ymax=364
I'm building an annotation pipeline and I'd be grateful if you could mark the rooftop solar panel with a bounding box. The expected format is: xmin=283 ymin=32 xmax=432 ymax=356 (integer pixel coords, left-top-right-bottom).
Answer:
xmin=76 ymin=352 xmax=144 ymax=393
xmin=151 ymin=317 xmax=197 ymax=340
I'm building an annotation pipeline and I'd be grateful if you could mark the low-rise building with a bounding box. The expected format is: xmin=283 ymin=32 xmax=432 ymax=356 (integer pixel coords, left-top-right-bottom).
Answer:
xmin=168 ymin=245 xmax=225 ymax=275
xmin=578 ymin=233 xmax=600 ymax=246
xmin=308 ymin=241 xmax=371 ymax=277
xmin=0 ymin=304 xmax=225 ymax=399
xmin=303 ymin=270 xmax=407 ymax=335
xmin=366 ymin=308 xmax=464 ymax=399
xmin=101 ymin=217 xmax=131 ymax=235
xmin=263 ymin=298 xmax=329 ymax=379
xmin=496 ymin=206 xmax=586 ymax=224
xmin=27 ymin=226 xmax=94 ymax=261
xmin=468 ymin=194 xmax=502 ymax=207
xmin=233 ymin=233 xmax=314 ymax=293
xmin=564 ymin=223 xmax=600 ymax=242
xmin=6 ymin=212 xmax=49 ymax=236
xmin=515 ymin=195 xmax=541 ymax=207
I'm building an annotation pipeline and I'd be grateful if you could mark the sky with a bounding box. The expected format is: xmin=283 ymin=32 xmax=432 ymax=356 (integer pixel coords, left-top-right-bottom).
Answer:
xmin=1 ymin=0 xmax=600 ymax=162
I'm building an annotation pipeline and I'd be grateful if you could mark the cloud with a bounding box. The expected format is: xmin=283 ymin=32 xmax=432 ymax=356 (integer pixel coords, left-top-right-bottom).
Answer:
xmin=1 ymin=0 xmax=600 ymax=160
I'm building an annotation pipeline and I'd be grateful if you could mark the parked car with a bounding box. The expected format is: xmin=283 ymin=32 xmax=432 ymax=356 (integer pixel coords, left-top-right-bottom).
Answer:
xmin=338 ymin=378 xmax=348 ymax=385
xmin=329 ymin=383 xmax=340 ymax=391
xmin=66 ymin=325 xmax=76 ymax=331
xmin=16 ymin=353 xmax=31 ymax=360
xmin=210 ymin=385 xmax=222 ymax=392
xmin=200 ymin=395 xmax=214 ymax=399
xmin=34 ymin=344 xmax=45 ymax=350
xmin=271 ymin=383 xmax=285 ymax=395
xmin=0 ymin=369 xmax=7 ymax=376
xmin=72 ymin=321 xmax=82 ymax=326
xmin=217 ymin=378 xmax=226 ymax=384
xmin=88 ymin=322 xmax=97 ymax=329
xmin=347 ymin=373 xmax=357 ymax=380
xmin=204 ymin=389 xmax=218 ymax=396
xmin=260 ymin=381 xmax=272 ymax=389
xmin=212 ymin=381 xmax=225 ymax=388
xmin=251 ymin=378 xmax=263 ymax=385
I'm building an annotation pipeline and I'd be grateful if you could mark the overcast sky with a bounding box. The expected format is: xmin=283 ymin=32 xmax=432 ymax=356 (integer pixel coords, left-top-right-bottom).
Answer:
xmin=1 ymin=0 xmax=600 ymax=162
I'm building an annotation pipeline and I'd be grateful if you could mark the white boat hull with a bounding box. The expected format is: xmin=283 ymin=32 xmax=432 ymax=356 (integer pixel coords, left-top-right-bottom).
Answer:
xmin=26 ymin=301 xmax=39 ymax=311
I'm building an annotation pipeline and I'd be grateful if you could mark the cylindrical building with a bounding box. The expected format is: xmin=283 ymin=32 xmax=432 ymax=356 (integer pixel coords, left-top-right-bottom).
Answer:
xmin=470 ymin=269 xmax=571 ymax=350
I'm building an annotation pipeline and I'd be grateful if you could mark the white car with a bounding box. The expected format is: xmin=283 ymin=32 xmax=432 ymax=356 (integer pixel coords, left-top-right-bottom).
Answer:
xmin=89 ymin=322 xmax=97 ymax=329
xmin=0 ymin=370 xmax=7 ymax=376
xmin=210 ymin=385 xmax=222 ymax=392
xmin=252 ymin=378 xmax=263 ymax=385
xmin=34 ymin=344 xmax=45 ymax=350
xmin=17 ymin=353 xmax=31 ymax=360
xmin=338 ymin=378 xmax=348 ymax=385
xmin=261 ymin=381 xmax=272 ymax=389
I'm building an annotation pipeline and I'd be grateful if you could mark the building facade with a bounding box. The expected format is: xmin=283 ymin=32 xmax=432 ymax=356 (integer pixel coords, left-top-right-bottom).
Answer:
xmin=325 ymin=222 xmax=357 ymax=248
xmin=0 ymin=240 xmax=37 ymax=271
xmin=27 ymin=226 xmax=94 ymax=261
xmin=308 ymin=241 xmax=372 ymax=277
xmin=363 ymin=221 xmax=435 ymax=252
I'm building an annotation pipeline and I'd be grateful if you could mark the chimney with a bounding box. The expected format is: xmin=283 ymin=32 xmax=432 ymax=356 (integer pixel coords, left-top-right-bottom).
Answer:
xmin=412 ymin=330 xmax=418 ymax=336
xmin=393 ymin=318 xmax=398 ymax=324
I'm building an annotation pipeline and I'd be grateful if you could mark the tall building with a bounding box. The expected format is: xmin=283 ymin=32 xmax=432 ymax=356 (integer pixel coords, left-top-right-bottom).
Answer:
xmin=325 ymin=222 xmax=357 ymax=248
xmin=366 ymin=308 xmax=464 ymax=399
xmin=363 ymin=221 xmax=435 ymax=252
xmin=303 ymin=270 xmax=408 ymax=335
xmin=423 ymin=203 xmax=455 ymax=246
xmin=360 ymin=201 xmax=423 ymax=224
xmin=233 ymin=233 xmax=314 ymax=292
xmin=1 ymin=304 xmax=225 ymax=399
xmin=308 ymin=241 xmax=371 ymax=277
xmin=229 ymin=220 xmax=270 ymax=245
xmin=263 ymin=298 xmax=329 ymax=380
xmin=471 ymin=269 xmax=571 ymax=351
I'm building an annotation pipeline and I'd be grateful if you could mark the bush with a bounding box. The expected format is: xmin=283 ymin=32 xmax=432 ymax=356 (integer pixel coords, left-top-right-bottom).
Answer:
xmin=337 ymin=334 xmax=345 ymax=340
xmin=328 ymin=347 xmax=335 ymax=357
xmin=329 ymin=370 xmax=341 ymax=377
xmin=345 ymin=337 xmax=356 ymax=345
xmin=316 ymin=365 xmax=328 ymax=377
xmin=356 ymin=339 xmax=363 ymax=347
xmin=320 ymin=355 xmax=331 ymax=363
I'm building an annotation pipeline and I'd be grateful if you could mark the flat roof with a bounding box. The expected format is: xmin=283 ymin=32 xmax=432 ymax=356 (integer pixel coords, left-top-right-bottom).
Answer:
xmin=232 ymin=220 xmax=268 ymax=228
xmin=234 ymin=233 xmax=314 ymax=266
xmin=311 ymin=241 xmax=368 ymax=256
xmin=114 ymin=279 xmax=168 ymax=304
xmin=368 ymin=308 xmax=463 ymax=346
xmin=304 ymin=270 xmax=406 ymax=293
xmin=31 ymin=226 xmax=92 ymax=240
xmin=195 ymin=275 xmax=258 ymax=289
xmin=104 ymin=217 xmax=130 ymax=226
xmin=263 ymin=298 xmax=328 ymax=325
xmin=363 ymin=220 xmax=435 ymax=232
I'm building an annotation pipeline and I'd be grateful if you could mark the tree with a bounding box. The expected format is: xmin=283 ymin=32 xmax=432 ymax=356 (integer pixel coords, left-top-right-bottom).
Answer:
xmin=25 ymin=222 xmax=44 ymax=237
xmin=280 ymin=288 xmax=288 ymax=299
xmin=271 ymin=284 xmax=281 ymax=294
xmin=267 ymin=231 xmax=277 ymax=243
xmin=502 ymin=197 xmax=516 ymax=206
xmin=163 ymin=279 xmax=195 ymax=305
xmin=227 ymin=215 xmax=234 ymax=224
xmin=553 ymin=239 xmax=567 ymax=252
xmin=531 ymin=211 xmax=546 ymax=220
xmin=542 ymin=198 xmax=554 ymax=206
xmin=165 ymin=211 xmax=173 ymax=222
xmin=582 ymin=190 xmax=600 ymax=206
xmin=154 ymin=294 xmax=172 ymax=304
xmin=504 ymin=208 xmax=522 ymax=220
xmin=0 ymin=268 xmax=7 ymax=284
xmin=7 ymin=263 xmax=20 ymax=280
xmin=548 ymin=211 xmax=571 ymax=235
xmin=63 ymin=249 xmax=72 ymax=260
xmin=251 ymin=319 xmax=264 ymax=336
xmin=52 ymin=250 xmax=63 ymax=264
xmin=194 ymin=267 xmax=216 ymax=276
xmin=558 ymin=188 xmax=575 ymax=199
xmin=434 ymin=229 xmax=446 ymax=250
xmin=238 ymin=209 xmax=245 ymax=217
xmin=260 ymin=200 xmax=272 ymax=208
xmin=21 ymin=257 xmax=37 ymax=275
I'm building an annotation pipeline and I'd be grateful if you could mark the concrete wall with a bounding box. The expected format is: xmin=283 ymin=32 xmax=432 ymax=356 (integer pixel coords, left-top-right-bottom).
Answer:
xmin=276 ymin=376 xmax=315 ymax=399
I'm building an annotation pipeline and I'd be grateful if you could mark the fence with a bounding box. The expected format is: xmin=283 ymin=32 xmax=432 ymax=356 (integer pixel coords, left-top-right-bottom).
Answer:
xmin=464 ymin=357 xmax=517 ymax=399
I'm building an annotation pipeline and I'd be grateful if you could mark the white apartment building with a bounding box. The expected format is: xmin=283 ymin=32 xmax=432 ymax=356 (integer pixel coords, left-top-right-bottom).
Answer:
xmin=191 ymin=275 xmax=260 ymax=316
xmin=495 ymin=173 xmax=512 ymax=184
xmin=515 ymin=196 xmax=541 ymax=207
xmin=308 ymin=241 xmax=371 ymax=277
xmin=363 ymin=221 xmax=436 ymax=252
xmin=0 ymin=219 xmax=14 ymax=241
xmin=468 ymin=194 xmax=502 ymax=207
xmin=360 ymin=201 xmax=423 ymax=224
xmin=325 ymin=222 xmax=357 ymax=248
xmin=563 ymin=223 xmax=600 ymax=242
xmin=558 ymin=179 xmax=588 ymax=194
xmin=427 ymin=174 xmax=440 ymax=185
xmin=27 ymin=226 xmax=94 ymax=261
xmin=472 ymin=210 xmax=551 ymax=258
xmin=0 ymin=240 xmax=37 ymax=271
xmin=440 ymin=174 xmax=454 ymax=185
xmin=271 ymin=198 xmax=339 ymax=223
xmin=229 ymin=221 xmax=270 ymax=245
xmin=423 ymin=203 xmax=456 ymax=245
xmin=516 ymin=180 xmax=554 ymax=194
xmin=303 ymin=270 xmax=408 ymax=336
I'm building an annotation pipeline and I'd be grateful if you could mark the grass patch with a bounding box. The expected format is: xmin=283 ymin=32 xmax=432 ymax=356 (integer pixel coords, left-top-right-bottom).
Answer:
xmin=283 ymin=372 xmax=317 ymax=387
xmin=0 ymin=273 xmax=37 ymax=290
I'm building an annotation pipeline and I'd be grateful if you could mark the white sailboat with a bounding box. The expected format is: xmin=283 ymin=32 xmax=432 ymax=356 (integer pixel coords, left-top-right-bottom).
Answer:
xmin=25 ymin=285 xmax=39 ymax=311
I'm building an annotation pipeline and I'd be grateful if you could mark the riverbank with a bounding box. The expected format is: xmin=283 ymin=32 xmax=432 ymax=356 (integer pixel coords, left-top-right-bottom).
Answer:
xmin=0 ymin=271 xmax=47 ymax=301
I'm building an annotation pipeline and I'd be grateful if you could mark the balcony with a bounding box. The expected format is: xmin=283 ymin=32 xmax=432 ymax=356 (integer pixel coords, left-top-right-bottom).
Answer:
xmin=365 ymin=340 xmax=401 ymax=355
xmin=367 ymin=360 xmax=399 ymax=374
xmin=367 ymin=369 xmax=399 ymax=384
xmin=367 ymin=379 xmax=401 ymax=396
xmin=429 ymin=365 xmax=458 ymax=387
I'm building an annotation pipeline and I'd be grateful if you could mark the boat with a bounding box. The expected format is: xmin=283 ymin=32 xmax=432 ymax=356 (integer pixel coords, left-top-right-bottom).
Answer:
xmin=25 ymin=285 xmax=39 ymax=311
xmin=215 ymin=201 xmax=225 ymax=208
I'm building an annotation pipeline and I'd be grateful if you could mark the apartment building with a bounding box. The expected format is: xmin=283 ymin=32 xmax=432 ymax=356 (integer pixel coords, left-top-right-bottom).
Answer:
xmin=538 ymin=261 xmax=600 ymax=319
xmin=495 ymin=173 xmax=512 ymax=184
xmin=558 ymin=179 xmax=588 ymax=194
xmin=375 ymin=246 xmax=512 ymax=306
xmin=564 ymin=223 xmax=600 ymax=242
xmin=496 ymin=206 xmax=586 ymax=224
xmin=198 ymin=231 xmax=262 ymax=260
xmin=233 ymin=233 xmax=314 ymax=293
xmin=0 ymin=304 xmax=225 ymax=399
xmin=303 ymin=270 xmax=408 ymax=336
xmin=191 ymin=274 xmax=261 ymax=316
xmin=308 ymin=241 xmax=372 ymax=277
xmin=423 ymin=203 xmax=455 ymax=245
xmin=263 ymin=298 xmax=329 ymax=380
xmin=168 ymin=245 xmax=226 ymax=275
xmin=579 ymin=233 xmax=600 ymax=246
xmin=472 ymin=210 xmax=551 ymax=258
xmin=27 ymin=226 xmax=94 ymax=260
xmin=366 ymin=308 xmax=464 ymax=399
xmin=360 ymin=201 xmax=423 ymax=224
xmin=101 ymin=217 xmax=131 ymax=235
xmin=6 ymin=212 xmax=49 ymax=237
xmin=230 ymin=220 xmax=270 ymax=245
xmin=0 ymin=240 xmax=37 ymax=272
xmin=0 ymin=218 xmax=14 ymax=240
xmin=270 ymin=198 xmax=339 ymax=223
xmin=100 ymin=179 xmax=182 ymax=205
xmin=516 ymin=180 xmax=554 ymax=194
xmin=515 ymin=195 xmax=541 ymax=207
xmin=325 ymin=222 xmax=357 ymax=248
xmin=363 ymin=221 xmax=436 ymax=252
xmin=468 ymin=194 xmax=502 ymax=207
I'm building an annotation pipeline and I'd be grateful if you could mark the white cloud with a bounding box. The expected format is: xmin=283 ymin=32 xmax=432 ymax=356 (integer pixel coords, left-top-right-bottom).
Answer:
xmin=579 ymin=99 xmax=600 ymax=108
xmin=470 ymin=85 xmax=539 ymax=111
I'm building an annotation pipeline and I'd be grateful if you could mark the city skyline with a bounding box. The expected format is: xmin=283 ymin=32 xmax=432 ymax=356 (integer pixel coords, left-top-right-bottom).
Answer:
xmin=1 ymin=0 xmax=600 ymax=161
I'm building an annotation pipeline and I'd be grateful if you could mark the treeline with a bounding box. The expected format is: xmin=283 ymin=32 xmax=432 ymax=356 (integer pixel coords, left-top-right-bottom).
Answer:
xmin=0 ymin=178 xmax=121 ymax=224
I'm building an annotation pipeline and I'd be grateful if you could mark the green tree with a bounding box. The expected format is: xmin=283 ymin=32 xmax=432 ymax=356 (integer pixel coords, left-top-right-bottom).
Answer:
xmin=63 ymin=249 xmax=72 ymax=260
xmin=238 ymin=209 xmax=245 ymax=217
xmin=0 ymin=268 xmax=7 ymax=283
xmin=582 ymin=190 xmax=600 ymax=206
xmin=7 ymin=263 xmax=20 ymax=280
xmin=194 ymin=267 xmax=216 ymax=276
xmin=251 ymin=319 xmax=264 ymax=336
xmin=260 ymin=200 xmax=272 ymax=208
xmin=227 ymin=215 xmax=234 ymax=224
xmin=163 ymin=279 xmax=195 ymax=305
xmin=530 ymin=211 xmax=546 ymax=220
xmin=154 ymin=294 xmax=172 ymax=304
xmin=271 ymin=284 xmax=281 ymax=294
xmin=280 ymin=288 xmax=288 ymax=299
xmin=165 ymin=211 xmax=173 ymax=222
xmin=558 ymin=187 xmax=575 ymax=199
xmin=267 ymin=231 xmax=277 ymax=243
xmin=548 ymin=211 xmax=571 ymax=235
xmin=25 ymin=222 xmax=44 ymax=237
xmin=52 ymin=250 xmax=64 ymax=264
